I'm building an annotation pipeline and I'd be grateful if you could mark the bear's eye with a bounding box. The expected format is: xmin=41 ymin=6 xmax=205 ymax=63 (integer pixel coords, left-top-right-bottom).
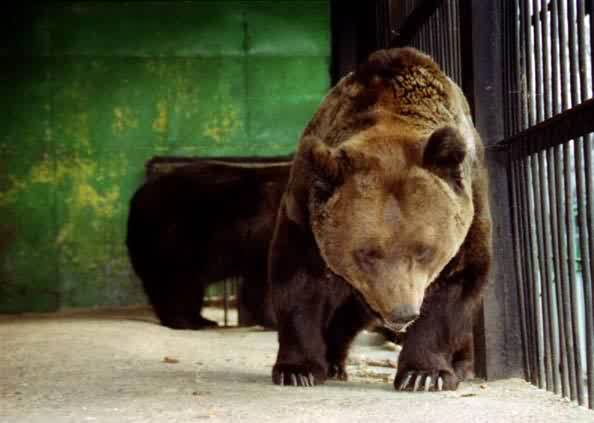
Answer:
xmin=353 ymin=247 xmax=384 ymax=270
xmin=312 ymin=180 xmax=334 ymax=203
xmin=413 ymin=245 xmax=434 ymax=264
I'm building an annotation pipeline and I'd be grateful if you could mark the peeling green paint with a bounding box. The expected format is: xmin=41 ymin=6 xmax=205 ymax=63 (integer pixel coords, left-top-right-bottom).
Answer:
xmin=203 ymin=104 xmax=242 ymax=144
xmin=112 ymin=107 xmax=138 ymax=136
xmin=0 ymin=0 xmax=330 ymax=312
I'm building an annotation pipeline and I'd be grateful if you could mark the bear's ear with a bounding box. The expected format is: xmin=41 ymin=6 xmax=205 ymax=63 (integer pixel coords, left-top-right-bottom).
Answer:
xmin=422 ymin=126 xmax=467 ymax=189
xmin=304 ymin=136 xmax=378 ymax=185
xmin=303 ymin=136 xmax=342 ymax=184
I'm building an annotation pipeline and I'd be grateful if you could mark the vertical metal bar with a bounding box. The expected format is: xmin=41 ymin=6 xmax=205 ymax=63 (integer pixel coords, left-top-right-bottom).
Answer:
xmin=522 ymin=0 xmax=544 ymax=388
xmin=529 ymin=153 xmax=547 ymax=389
xmin=538 ymin=3 xmax=562 ymax=392
xmin=451 ymin=0 xmax=461 ymax=84
xmin=557 ymin=140 xmax=579 ymax=402
xmin=419 ymin=24 xmax=425 ymax=52
xmin=584 ymin=111 xmax=594 ymax=409
xmin=420 ymin=9 xmax=427 ymax=52
xmin=511 ymin=153 xmax=531 ymax=382
xmin=564 ymin=138 xmax=584 ymax=406
xmin=532 ymin=144 xmax=554 ymax=391
xmin=540 ymin=0 xmax=552 ymax=119
xmin=538 ymin=151 xmax=556 ymax=391
xmin=557 ymin=0 xmax=579 ymax=401
xmin=557 ymin=141 xmax=579 ymax=402
xmin=576 ymin=0 xmax=594 ymax=409
xmin=591 ymin=0 xmax=594 ymax=91
xmin=517 ymin=150 xmax=535 ymax=383
xmin=548 ymin=144 xmax=570 ymax=398
xmin=532 ymin=0 xmax=556 ymax=392
xmin=223 ymin=278 xmax=229 ymax=327
xmin=567 ymin=0 xmax=586 ymax=406
xmin=559 ymin=0 xmax=571 ymax=112
xmin=520 ymin=149 xmax=540 ymax=386
xmin=532 ymin=0 xmax=544 ymax=123
xmin=431 ymin=7 xmax=438 ymax=61
xmin=444 ymin=0 xmax=455 ymax=80
xmin=523 ymin=0 xmax=536 ymax=125
xmin=585 ymin=130 xmax=594 ymax=405
xmin=431 ymin=11 xmax=438 ymax=57
xmin=514 ymin=0 xmax=526 ymax=134
xmin=550 ymin=0 xmax=571 ymax=399
xmin=517 ymin=0 xmax=530 ymax=129
xmin=416 ymin=27 xmax=421 ymax=51
xmin=543 ymin=149 xmax=562 ymax=394
xmin=502 ymin=0 xmax=512 ymax=137
xmin=574 ymin=133 xmax=594 ymax=409
xmin=433 ymin=7 xmax=440 ymax=65
xmin=436 ymin=7 xmax=446 ymax=74
xmin=517 ymin=3 xmax=538 ymax=385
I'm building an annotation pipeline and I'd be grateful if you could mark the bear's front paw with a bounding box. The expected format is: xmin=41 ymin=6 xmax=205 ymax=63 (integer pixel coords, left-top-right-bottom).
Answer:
xmin=394 ymin=369 xmax=458 ymax=392
xmin=272 ymin=363 xmax=327 ymax=387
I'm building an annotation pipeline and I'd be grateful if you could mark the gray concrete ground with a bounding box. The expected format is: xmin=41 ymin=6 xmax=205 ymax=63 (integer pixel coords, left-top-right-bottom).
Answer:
xmin=1 ymin=307 xmax=593 ymax=423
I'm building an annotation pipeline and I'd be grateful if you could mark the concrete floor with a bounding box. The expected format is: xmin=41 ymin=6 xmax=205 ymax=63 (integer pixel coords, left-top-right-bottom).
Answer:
xmin=1 ymin=307 xmax=593 ymax=423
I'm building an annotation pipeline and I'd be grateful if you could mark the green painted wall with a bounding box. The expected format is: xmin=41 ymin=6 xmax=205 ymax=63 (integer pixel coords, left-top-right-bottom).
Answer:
xmin=0 ymin=1 xmax=330 ymax=312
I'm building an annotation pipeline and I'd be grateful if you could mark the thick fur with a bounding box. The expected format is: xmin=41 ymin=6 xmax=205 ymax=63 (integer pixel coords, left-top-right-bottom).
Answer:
xmin=269 ymin=47 xmax=492 ymax=390
xmin=126 ymin=160 xmax=291 ymax=329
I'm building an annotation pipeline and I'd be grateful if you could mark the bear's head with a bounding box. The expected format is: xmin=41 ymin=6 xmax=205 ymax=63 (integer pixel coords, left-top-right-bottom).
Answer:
xmin=303 ymin=125 xmax=474 ymax=330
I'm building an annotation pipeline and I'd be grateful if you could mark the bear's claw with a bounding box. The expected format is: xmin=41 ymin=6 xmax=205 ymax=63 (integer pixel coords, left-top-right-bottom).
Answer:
xmin=276 ymin=371 xmax=315 ymax=387
xmin=396 ymin=371 xmax=446 ymax=392
xmin=273 ymin=362 xmax=326 ymax=387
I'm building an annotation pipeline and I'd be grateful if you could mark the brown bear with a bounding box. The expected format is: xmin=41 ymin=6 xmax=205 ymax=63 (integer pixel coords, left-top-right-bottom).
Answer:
xmin=126 ymin=159 xmax=291 ymax=330
xmin=269 ymin=47 xmax=491 ymax=391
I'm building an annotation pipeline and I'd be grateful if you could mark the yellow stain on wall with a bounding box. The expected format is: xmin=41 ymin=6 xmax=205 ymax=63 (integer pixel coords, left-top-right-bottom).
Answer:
xmin=30 ymin=157 xmax=53 ymax=184
xmin=72 ymin=182 xmax=119 ymax=219
xmin=112 ymin=107 xmax=139 ymax=136
xmin=0 ymin=177 xmax=27 ymax=207
xmin=203 ymin=104 xmax=241 ymax=144
xmin=1 ymin=153 xmax=121 ymax=243
xmin=152 ymin=100 xmax=169 ymax=134
xmin=63 ymin=112 xmax=92 ymax=155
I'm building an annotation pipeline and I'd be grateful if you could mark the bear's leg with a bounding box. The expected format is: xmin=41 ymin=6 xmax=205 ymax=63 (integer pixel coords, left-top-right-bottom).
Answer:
xmin=325 ymin=295 xmax=373 ymax=381
xmin=240 ymin=271 xmax=277 ymax=328
xmin=269 ymin=206 xmax=334 ymax=387
xmin=394 ymin=207 xmax=491 ymax=392
xmin=273 ymin=299 xmax=329 ymax=386
xmin=453 ymin=332 xmax=475 ymax=380
xmin=151 ymin=273 xmax=217 ymax=330
xmin=393 ymin=280 xmax=483 ymax=392
xmin=190 ymin=279 xmax=219 ymax=328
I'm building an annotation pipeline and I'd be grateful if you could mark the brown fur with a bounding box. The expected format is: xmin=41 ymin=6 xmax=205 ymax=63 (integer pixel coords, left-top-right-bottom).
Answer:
xmin=269 ymin=47 xmax=492 ymax=391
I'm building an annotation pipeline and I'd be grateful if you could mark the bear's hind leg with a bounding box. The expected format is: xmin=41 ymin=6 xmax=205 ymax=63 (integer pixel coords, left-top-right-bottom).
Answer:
xmin=150 ymin=273 xmax=217 ymax=330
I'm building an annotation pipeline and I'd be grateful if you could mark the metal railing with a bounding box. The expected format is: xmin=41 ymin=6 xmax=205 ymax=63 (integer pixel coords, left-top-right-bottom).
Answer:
xmin=498 ymin=0 xmax=594 ymax=407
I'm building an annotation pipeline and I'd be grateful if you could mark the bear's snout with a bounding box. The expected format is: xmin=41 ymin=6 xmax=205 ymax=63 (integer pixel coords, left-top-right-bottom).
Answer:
xmin=386 ymin=303 xmax=420 ymax=328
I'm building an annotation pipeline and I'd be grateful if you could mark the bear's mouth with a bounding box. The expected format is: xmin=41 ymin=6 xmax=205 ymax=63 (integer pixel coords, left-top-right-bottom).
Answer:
xmin=382 ymin=317 xmax=417 ymax=333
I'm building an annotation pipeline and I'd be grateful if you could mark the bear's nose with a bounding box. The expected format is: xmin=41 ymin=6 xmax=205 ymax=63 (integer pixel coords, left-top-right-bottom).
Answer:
xmin=388 ymin=304 xmax=420 ymax=325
